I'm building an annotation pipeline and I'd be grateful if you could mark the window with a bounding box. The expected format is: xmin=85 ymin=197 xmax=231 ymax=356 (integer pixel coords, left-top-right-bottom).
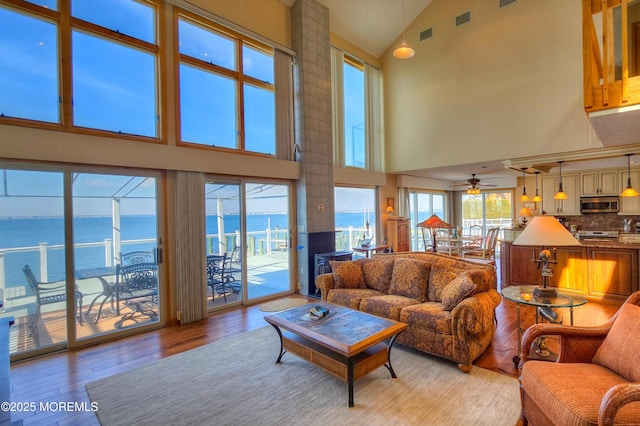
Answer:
xmin=177 ymin=13 xmax=276 ymax=155
xmin=331 ymin=48 xmax=383 ymax=171
xmin=343 ymin=58 xmax=365 ymax=168
xmin=461 ymin=192 xmax=513 ymax=235
xmin=0 ymin=0 xmax=159 ymax=137
xmin=408 ymin=191 xmax=446 ymax=250
xmin=0 ymin=6 xmax=59 ymax=123
xmin=334 ymin=187 xmax=377 ymax=251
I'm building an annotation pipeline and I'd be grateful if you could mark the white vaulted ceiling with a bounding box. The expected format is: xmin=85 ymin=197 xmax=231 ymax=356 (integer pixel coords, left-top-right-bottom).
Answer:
xmin=279 ymin=0 xmax=432 ymax=57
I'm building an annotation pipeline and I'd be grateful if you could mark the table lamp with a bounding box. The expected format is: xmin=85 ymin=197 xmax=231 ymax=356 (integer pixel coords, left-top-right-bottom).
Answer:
xmin=417 ymin=214 xmax=452 ymax=251
xmin=518 ymin=207 xmax=533 ymax=227
xmin=512 ymin=213 xmax=580 ymax=297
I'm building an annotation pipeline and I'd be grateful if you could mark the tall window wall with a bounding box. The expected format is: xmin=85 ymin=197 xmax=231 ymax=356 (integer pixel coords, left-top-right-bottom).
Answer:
xmin=0 ymin=0 xmax=286 ymax=157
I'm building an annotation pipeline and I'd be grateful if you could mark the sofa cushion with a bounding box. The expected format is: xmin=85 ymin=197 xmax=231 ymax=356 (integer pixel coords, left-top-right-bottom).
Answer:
xmin=592 ymin=302 xmax=640 ymax=382
xmin=327 ymin=288 xmax=382 ymax=310
xmin=359 ymin=295 xmax=420 ymax=321
xmin=329 ymin=260 xmax=365 ymax=289
xmin=388 ymin=258 xmax=430 ymax=302
xmin=521 ymin=361 xmax=640 ymax=425
xmin=440 ymin=276 xmax=476 ymax=311
xmin=399 ymin=302 xmax=452 ymax=335
xmin=428 ymin=264 xmax=462 ymax=302
xmin=360 ymin=257 xmax=395 ymax=293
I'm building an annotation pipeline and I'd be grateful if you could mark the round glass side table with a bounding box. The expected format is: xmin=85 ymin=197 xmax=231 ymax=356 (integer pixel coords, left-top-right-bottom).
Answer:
xmin=501 ymin=285 xmax=588 ymax=367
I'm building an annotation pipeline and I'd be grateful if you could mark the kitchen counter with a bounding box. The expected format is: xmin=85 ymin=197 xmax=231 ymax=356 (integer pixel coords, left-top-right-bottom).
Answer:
xmin=500 ymin=239 xmax=639 ymax=302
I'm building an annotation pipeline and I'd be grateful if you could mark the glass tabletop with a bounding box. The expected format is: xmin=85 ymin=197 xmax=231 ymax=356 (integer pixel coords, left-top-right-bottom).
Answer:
xmin=501 ymin=285 xmax=588 ymax=308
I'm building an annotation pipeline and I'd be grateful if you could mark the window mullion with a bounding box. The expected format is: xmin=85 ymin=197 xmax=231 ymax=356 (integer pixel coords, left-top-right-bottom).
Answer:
xmin=237 ymin=41 xmax=245 ymax=151
xmin=59 ymin=0 xmax=72 ymax=128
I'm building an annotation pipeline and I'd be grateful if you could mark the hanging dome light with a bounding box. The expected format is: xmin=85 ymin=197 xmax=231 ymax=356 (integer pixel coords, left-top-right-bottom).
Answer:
xmin=519 ymin=168 xmax=530 ymax=202
xmin=393 ymin=41 xmax=415 ymax=59
xmin=621 ymin=153 xmax=639 ymax=197
xmin=532 ymin=171 xmax=543 ymax=202
xmin=393 ymin=0 xmax=415 ymax=59
xmin=554 ymin=161 xmax=568 ymax=200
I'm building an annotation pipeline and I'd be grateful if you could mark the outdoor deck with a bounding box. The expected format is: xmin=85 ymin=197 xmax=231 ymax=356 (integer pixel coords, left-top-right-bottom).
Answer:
xmin=2 ymin=252 xmax=291 ymax=355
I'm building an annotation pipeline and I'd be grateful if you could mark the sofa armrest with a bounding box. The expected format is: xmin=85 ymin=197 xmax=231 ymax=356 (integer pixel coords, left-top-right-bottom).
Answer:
xmin=520 ymin=323 xmax=610 ymax=367
xmin=451 ymin=289 xmax=501 ymax=335
xmin=599 ymin=382 xmax=640 ymax=426
xmin=315 ymin=273 xmax=335 ymax=301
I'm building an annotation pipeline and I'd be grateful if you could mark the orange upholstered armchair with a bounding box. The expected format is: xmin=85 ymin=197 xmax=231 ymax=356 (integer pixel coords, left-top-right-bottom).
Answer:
xmin=518 ymin=291 xmax=640 ymax=426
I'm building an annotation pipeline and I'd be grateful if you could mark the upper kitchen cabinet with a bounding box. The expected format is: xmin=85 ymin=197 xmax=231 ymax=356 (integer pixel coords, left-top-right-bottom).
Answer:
xmin=580 ymin=170 xmax=619 ymax=196
xmin=541 ymin=174 xmax=580 ymax=215
xmin=620 ymin=169 xmax=640 ymax=214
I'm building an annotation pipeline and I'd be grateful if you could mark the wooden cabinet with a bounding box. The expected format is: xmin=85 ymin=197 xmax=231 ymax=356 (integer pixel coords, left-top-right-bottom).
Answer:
xmin=587 ymin=247 xmax=638 ymax=300
xmin=619 ymin=170 xmax=640 ymax=214
xmin=549 ymin=246 xmax=587 ymax=293
xmin=541 ymin=174 xmax=580 ymax=216
xmin=580 ymin=170 xmax=618 ymax=196
xmin=387 ymin=218 xmax=409 ymax=252
xmin=500 ymin=241 xmax=638 ymax=301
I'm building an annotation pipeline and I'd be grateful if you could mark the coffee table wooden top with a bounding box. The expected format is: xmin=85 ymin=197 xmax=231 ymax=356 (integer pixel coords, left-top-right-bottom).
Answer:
xmin=264 ymin=302 xmax=407 ymax=356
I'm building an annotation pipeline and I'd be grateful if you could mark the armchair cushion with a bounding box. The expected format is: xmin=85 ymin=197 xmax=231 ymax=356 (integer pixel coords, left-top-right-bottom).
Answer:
xmin=593 ymin=302 xmax=640 ymax=382
xmin=440 ymin=276 xmax=476 ymax=311
xmin=521 ymin=362 xmax=640 ymax=425
xmin=329 ymin=260 xmax=365 ymax=289
xmin=388 ymin=258 xmax=430 ymax=302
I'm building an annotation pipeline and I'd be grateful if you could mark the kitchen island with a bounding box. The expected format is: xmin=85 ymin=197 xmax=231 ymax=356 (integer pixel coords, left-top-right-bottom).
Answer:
xmin=500 ymin=237 xmax=640 ymax=302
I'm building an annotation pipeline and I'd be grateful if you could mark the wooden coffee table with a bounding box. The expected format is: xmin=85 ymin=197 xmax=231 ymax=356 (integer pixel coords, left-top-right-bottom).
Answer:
xmin=264 ymin=301 xmax=407 ymax=407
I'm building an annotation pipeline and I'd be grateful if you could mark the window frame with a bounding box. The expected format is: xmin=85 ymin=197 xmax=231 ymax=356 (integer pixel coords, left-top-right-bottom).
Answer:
xmin=174 ymin=9 xmax=276 ymax=156
xmin=0 ymin=0 xmax=163 ymax=143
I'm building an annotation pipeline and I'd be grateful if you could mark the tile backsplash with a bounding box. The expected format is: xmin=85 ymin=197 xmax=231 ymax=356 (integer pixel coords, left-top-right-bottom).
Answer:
xmin=558 ymin=213 xmax=640 ymax=232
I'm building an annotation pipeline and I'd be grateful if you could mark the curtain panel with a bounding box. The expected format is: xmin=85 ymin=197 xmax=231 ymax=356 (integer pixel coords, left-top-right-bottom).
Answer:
xmin=173 ymin=170 xmax=208 ymax=323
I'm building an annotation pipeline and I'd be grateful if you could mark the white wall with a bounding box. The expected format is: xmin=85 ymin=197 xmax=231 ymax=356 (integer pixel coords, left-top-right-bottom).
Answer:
xmin=382 ymin=0 xmax=603 ymax=174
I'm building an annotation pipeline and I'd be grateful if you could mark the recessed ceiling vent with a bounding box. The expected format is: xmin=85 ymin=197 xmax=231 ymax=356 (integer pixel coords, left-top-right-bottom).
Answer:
xmin=420 ymin=27 xmax=433 ymax=41
xmin=499 ymin=0 xmax=518 ymax=8
xmin=455 ymin=11 xmax=471 ymax=27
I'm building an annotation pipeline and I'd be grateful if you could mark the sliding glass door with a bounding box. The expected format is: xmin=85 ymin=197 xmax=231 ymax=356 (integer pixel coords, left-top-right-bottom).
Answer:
xmin=205 ymin=179 xmax=292 ymax=310
xmin=73 ymin=172 xmax=161 ymax=340
xmin=0 ymin=164 xmax=163 ymax=358
xmin=245 ymin=183 xmax=290 ymax=300
xmin=205 ymin=182 xmax=242 ymax=309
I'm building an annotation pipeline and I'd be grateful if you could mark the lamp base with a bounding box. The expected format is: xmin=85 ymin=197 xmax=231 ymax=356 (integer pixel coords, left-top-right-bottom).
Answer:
xmin=533 ymin=286 xmax=557 ymax=298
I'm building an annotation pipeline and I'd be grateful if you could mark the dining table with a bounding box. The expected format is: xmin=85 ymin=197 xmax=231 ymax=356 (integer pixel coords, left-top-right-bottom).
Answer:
xmin=351 ymin=243 xmax=390 ymax=258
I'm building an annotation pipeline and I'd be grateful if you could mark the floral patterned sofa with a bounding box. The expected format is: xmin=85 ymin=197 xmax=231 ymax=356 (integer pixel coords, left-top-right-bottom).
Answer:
xmin=315 ymin=251 xmax=501 ymax=372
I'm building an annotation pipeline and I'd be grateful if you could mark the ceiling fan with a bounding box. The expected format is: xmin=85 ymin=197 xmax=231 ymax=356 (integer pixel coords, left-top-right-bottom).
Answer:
xmin=450 ymin=174 xmax=498 ymax=192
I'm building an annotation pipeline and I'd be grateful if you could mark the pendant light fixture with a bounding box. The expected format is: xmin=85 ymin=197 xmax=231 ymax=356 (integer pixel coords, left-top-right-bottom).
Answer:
xmin=393 ymin=0 xmax=415 ymax=59
xmin=553 ymin=161 xmax=568 ymax=200
xmin=519 ymin=168 xmax=530 ymax=201
xmin=532 ymin=171 xmax=543 ymax=202
xmin=621 ymin=153 xmax=639 ymax=197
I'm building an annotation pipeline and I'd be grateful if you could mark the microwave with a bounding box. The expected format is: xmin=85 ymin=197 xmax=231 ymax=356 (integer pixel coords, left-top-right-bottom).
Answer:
xmin=580 ymin=196 xmax=619 ymax=213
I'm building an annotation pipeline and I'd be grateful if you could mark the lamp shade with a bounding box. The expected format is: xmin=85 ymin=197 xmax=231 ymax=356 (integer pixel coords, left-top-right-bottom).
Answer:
xmin=416 ymin=214 xmax=452 ymax=229
xmin=518 ymin=207 xmax=533 ymax=218
xmin=513 ymin=215 xmax=580 ymax=246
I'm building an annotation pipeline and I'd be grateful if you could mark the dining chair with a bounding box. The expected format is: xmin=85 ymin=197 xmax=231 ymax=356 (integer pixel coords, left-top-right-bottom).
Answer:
xmin=22 ymin=264 xmax=84 ymax=343
xmin=206 ymin=254 xmax=226 ymax=301
xmin=461 ymin=227 xmax=500 ymax=259
xmin=435 ymin=229 xmax=454 ymax=255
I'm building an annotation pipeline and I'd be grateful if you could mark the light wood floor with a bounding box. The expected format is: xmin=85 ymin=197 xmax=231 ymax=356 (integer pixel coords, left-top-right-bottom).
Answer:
xmin=7 ymin=291 xmax=621 ymax=425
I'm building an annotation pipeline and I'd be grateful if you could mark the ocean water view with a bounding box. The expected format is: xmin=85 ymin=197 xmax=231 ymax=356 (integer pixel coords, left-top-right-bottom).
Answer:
xmin=0 ymin=212 xmax=373 ymax=289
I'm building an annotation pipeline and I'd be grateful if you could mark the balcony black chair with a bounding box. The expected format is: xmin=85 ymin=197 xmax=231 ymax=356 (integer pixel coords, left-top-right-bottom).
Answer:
xmin=22 ymin=265 xmax=84 ymax=343
xmin=113 ymin=262 xmax=158 ymax=328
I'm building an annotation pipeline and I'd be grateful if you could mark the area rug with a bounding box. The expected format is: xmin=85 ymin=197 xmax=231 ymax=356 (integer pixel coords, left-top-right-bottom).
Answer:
xmin=86 ymin=327 xmax=521 ymax=425
xmin=258 ymin=297 xmax=310 ymax=312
